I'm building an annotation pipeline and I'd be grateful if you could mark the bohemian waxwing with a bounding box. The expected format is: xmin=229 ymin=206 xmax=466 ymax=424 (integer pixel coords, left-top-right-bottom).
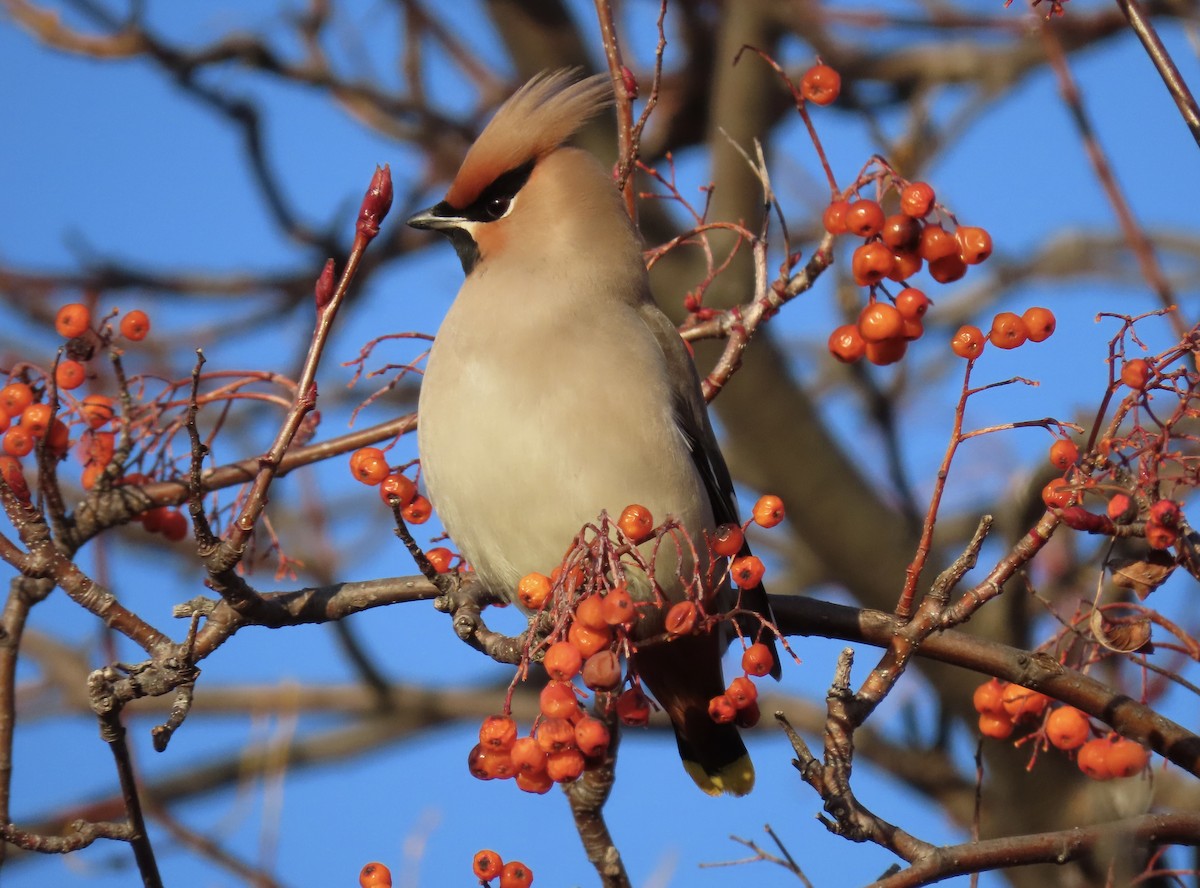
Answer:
xmin=408 ymin=69 xmax=777 ymax=796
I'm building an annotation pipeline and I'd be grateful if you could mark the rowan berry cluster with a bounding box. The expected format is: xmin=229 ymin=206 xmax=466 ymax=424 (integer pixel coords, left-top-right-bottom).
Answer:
xmin=472 ymin=849 xmax=533 ymax=887
xmin=470 ymin=496 xmax=786 ymax=792
xmin=973 ymin=678 xmax=1149 ymax=780
xmin=824 ymin=177 xmax=998 ymax=366
xmin=348 ymin=446 xmax=431 ymax=525
xmin=0 ymin=304 xmax=190 ymax=538
xmin=951 ymin=306 xmax=1056 ymax=360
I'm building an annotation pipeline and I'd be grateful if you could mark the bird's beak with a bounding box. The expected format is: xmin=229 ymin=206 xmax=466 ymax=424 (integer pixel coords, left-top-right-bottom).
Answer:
xmin=407 ymin=202 xmax=467 ymax=231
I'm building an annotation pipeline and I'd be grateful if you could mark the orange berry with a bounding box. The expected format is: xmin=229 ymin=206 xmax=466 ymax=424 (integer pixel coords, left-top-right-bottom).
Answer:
xmin=353 ymin=455 xmax=389 ymax=486
xmin=467 ymin=743 xmax=514 ymax=780
xmin=955 ymin=225 xmax=992 ymax=264
xmin=1077 ymin=737 xmax=1113 ymax=780
xmin=1107 ymin=493 xmax=1135 ymax=523
xmin=828 ymin=324 xmax=866 ymax=364
xmin=918 ymin=223 xmax=957 ymax=261
xmin=473 ymin=850 xmax=504 ymax=881
xmin=822 ymin=200 xmax=851 ymax=235
xmin=377 ymin=472 xmax=416 ymax=506
xmin=566 ymin=621 xmax=611 ymax=658
xmin=741 ymin=642 xmax=774 ymax=677
xmin=574 ymin=716 xmax=611 ymax=757
xmin=80 ymin=394 xmax=115 ymax=429
xmin=78 ymin=430 xmax=115 ymax=466
xmin=1023 ymin=307 xmax=1056 ymax=342
xmin=1001 ymin=685 xmax=1050 ymax=721
xmin=140 ymin=507 xmax=168 ymax=534
xmin=581 ymin=650 xmax=622 ymax=691
xmin=972 ymin=678 xmax=1007 ymax=717
xmin=1048 ymin=439 xmax=1078 ymax=471
xmin=535 ymin=716 xmax=577 ymax=754
xmin=479 ymin=715 xmax=518 ymax=752
xmin=119 ymin=309 xmax=150 ymax=341
xmin=1149 ymin=499 xmax=1180 ymax=526
xmin=708 ymin=694 xmax=736 ymax=724
xmin=539 ymin=680 xmax=580 ymax=720
xmin=857 ymin=302 xmax=904 ymax=343
xmin=880 ymin=214 xmax=920 ymax=251
xmin=55 ymin=303 xmax=91 ymax=338
xmin=1120 ymin=358 xmax=1151 ymax=391
xmin=752 ymin=494 xmax=785 ymax=528
xmin=517 ymin=572 xmax=552 ymax=610
xmin=978 ymin=712 xmax=1014 ymax=739
xmin=516 ymin=770 xmax=554 ymax=794
xmin=844 ymin=199 xmax=885 ymax=238
xmin=950 ymin=325 xmax=985 ymax=359
xmin=543 ymin=641 xmax=583 ymax=681
xmin=160 ymin=509 xmax=188 ymax=542
xmin=0 ymin=383 xmax=33 ymax=416
xmin=401 ymin=494 xmax=431 ymax=524
xmin=546 ymin=747 xmax=585 ymax=782
xmin=887 ymin=249 xmax=922 ymax=281
xmin=602 ymin=585 xmax=636 ymax=626
xmin=1045 ymin=706 xmax=1090 ymax=751
xmin=800 ymin=63 xmax=841 ymax=105
xmin=80 ymin=462 xmax=104 ymax=490
xmin=54 ymin=360 xmax=86 ymax=391
xmin=359 ymin=861 xmax=393 ymax=888
xmin=1145 ymin=520 xmax=1177 ymax=550
xmin=710 ymin=522 xmax=744 ymax=557
xmin=1106 ymin=738 xmax=1149 ymax=777
xmin=510 ymin=737 xmax=548 ymax=776
xmin=3 ymin=427 xmax=33 ymax=458
xmin=726 ymin=676 xmax=758 ymax=710
xmin=499 ymin=860 xmax=534 ymax=888
xmin=989 ymin=312 xmax=1028 ymax=350
xmin=851 ymin=242 xmax=894 ymax=286
xmin=0 ymin=407 xmax=9 ymax=434
xmin=574 ymin=594 xmax=608 ymax=630
xmin=616 ymin=687 xmax=651 ymax=726
xmin=20 ymin=403 xmax=52 ymax=438
xmin=45 ymin=419 xmax=70 ymax=458
xmin=894 ymin=288 xmax=932 ymax=321
xmin=900 ymin=316 xmax=924 ymax=342
xmin=1042 ymin=478 xmax=1074 ymax=510
xmin=664 ymin=600 xmax=698 ymax=637
xmin=865 ymin=337 xmax=907 ymax=366
xmin=730 ymin=555 xmax=765 ymax=589
xmin=900 ymin=181 xmax=935 ymax=218
xmin=425 ymin=546 xmax=454 ymax=573
xmin=618 ymin=503 xmax=654 ymax=544
xmin=927 ymin=253 xmax=967 ymax=284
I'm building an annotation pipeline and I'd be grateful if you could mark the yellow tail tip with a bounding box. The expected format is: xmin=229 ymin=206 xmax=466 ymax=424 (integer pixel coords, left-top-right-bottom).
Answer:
xmin=683 ymin=755 xmax=755 ymax=797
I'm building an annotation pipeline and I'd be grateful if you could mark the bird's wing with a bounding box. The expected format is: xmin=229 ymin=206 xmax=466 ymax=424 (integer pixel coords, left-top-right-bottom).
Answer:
xmin=635 ymin=303 xmax=780 ymax=676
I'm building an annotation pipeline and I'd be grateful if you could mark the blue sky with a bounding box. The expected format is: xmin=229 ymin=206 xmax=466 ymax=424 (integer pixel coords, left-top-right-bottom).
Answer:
xmin=1 ymin=1 xmax=1198 ymax=886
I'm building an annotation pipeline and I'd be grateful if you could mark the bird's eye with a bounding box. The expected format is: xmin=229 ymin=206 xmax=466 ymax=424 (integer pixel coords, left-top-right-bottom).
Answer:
xmin=484 ymin=196 xmax=511 ymax=221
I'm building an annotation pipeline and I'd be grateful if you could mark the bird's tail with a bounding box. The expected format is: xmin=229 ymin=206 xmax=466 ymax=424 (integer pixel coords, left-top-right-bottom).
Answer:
xmin=634 ymin=632 xmax=755 ymax=796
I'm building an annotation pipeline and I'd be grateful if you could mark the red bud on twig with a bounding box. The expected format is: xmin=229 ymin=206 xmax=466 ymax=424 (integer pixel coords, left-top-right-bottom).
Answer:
xmin=357 ymin=164 xmax=394 ymax=241
xmin=315 ymin=259 xmax=336 ymax=309
xmin=621 ymin=65 xmax=638 ymax=100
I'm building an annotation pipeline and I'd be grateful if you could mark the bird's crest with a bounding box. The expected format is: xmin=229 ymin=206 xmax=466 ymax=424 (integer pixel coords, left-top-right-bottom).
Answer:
xmin=445 ymin=69 xmax=612 ymax=209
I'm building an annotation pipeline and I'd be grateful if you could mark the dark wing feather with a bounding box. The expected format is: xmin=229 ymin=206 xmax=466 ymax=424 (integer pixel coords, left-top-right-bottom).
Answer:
xmin=637 ymin=305 xmax=781 ymax=679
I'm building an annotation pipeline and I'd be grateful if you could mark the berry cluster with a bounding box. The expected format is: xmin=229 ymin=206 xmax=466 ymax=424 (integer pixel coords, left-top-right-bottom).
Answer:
xmin=951 ymin=306 xmax=1056 ymax=360
xmin=471 ymin=496 xmax=786 ymax=792
xmin=472 ymin=849 xmax=533 ymax=887
xmin=348 ymin=446 xmax=431 ymax=525
xmin=0 ymin=304 xmax=188 ymax=538
xmin=823 ymin=179 xmax=996 ymax=366
xmin=973 ymin=678 xmax=1149 ymax=780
